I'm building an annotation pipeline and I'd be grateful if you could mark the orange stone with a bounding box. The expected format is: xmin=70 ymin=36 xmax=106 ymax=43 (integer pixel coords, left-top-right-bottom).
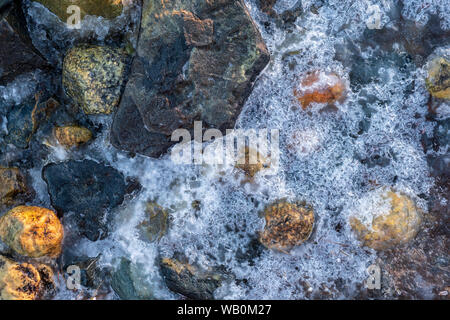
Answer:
xmin=294 ymin=71 xmax=346 ymax=110
xmin=350 ymin=190 xmax=422 ymax=251
xmin=0 ymin=206 xmax=64 ymax=258
xmin=0 ymin=255 xmax=55 ymax=300
xmin=259 ymin=201 xmax=315 ymax=252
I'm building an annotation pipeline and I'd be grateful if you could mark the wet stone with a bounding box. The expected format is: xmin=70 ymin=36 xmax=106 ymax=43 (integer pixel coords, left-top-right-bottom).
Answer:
xmin=0 ymin=255 xmax=55 ymax=300
xmin=111 ymin=0 xmax=270 ymax=157
xmin=350 ymin=190 xmax=422 ymax=251
xmin=0 ymin=10 xmax=49 ymax=85
xmin=63 ymin=44 xmax=129 ymax=115
xmin=63 ymin=254 xmax=109 ymax=291
xmin=34 ymin=0 xmax=124 ymax=22
xmin=54 ymin=125 xmax=92 ymax=148
xmin=426 ymin=55 xmax=450 ymax=100
xmin=0 ymin=206 xmax=64 ymax=258
xmin=235 ymin=146 xmax=271 ymax=178
xmin=42 ymin=160 xmax=127 ymax=241
xmin=159 ymin=257 xmax=223 ymax=300
xmin=138 ymin=202 xmax=169 ymax=243
xmin=259 ymin=201 xmax=315 ymax=252
xmin=0 ymin=255 xmax=40 ymax=300
xmin=294 ymin=71 xmax=346 ymax=110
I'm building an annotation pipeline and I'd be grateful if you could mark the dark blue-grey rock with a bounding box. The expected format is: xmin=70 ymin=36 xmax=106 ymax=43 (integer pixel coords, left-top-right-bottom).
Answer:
xmin=111 ymin=0 xmax=270 ymax=157
xmin=42 ymin=160 xmax=127 ymax=241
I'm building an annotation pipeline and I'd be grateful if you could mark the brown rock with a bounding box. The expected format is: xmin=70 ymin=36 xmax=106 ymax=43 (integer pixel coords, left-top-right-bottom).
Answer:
xmin=350 ymin=190 xmax=422 ymax=251
xmin=183 ymin=14 xmax=214 ymax=47
xmin=259 ymin=201 xmax=315 ymax=252
xmin=426 ymin=56 xmax=450 ymax=100
xmin=0 ymin=168 xmax=29 ymax=206
xmin=138 ymin=202 xmax=169 ymax=243
xmin=0 ymin=206 xmax=64 ymax=258
xmin=54 ymin=125 xmax=92 ymax=148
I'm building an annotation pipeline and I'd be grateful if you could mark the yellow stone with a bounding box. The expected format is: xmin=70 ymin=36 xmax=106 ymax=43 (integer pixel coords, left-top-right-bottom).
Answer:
xmin=0 ymin=255 xmax=41 ymax=300
xmin=426 ymin=57 xmax=450 ymax=100
xmin=259 ymin=201 xmax=315 ymax=252
xmin=235 ymin=147 xmax=270 ymax=177
xmin=350 ymin=190 xmax=422 ymax=251
xmin=54 ymin=125 xmax=92 ymax=148
xmin=0 ymin=206 xmax=64 ymax=258
xmin=63 ymin=44 xmax=128 ymax=115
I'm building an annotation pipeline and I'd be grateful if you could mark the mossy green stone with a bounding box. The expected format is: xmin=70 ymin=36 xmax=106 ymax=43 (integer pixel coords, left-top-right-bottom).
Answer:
xmin=63 ymin=44 xmax=128 ymax=115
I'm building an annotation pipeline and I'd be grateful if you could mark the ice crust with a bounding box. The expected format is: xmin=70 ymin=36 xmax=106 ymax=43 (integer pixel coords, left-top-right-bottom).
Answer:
xmin=14 ymin=0 xmax=448 ymax=299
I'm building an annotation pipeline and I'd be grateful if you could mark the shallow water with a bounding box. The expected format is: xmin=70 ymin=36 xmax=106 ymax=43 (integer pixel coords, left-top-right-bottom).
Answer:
xmin=1 ymin=0 xmax=449 ymax=299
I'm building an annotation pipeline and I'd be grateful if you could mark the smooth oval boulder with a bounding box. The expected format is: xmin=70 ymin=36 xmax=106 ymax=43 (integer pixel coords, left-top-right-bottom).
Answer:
xmin=294 ymin=71 xmax=347 ymax=110
xmin=0 ymin=206 xmax=63 ymax=258
xmin=63 ymin=44 xmax=128 ymax=115
xmin=111 ymin=258 xmax=155 ymax=300
xmin=111 ymin=0 xmax=270 ymax=157
xmin=42 ymin=160 xmax=127 ymax=241
xmin=350 ymin=190 xmax=422 ymax=251
xmin=259 ymin=201 xmax=315 ymax=252
xmin=5 ymin=97 xmax=59 ymax=149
